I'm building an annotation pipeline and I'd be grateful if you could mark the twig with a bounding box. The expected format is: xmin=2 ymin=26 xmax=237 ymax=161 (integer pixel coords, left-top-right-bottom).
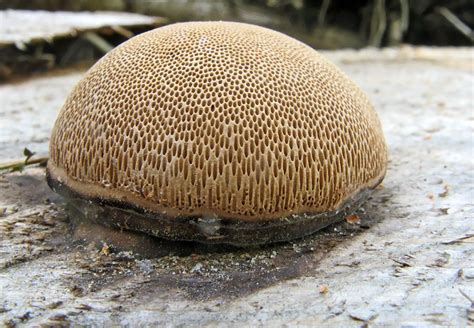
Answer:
xmin=0 ymin=148 xmax=48 ymax=173
xmin=0 ymin=157 xmax=48 ymax=172
xmin=390 ymin=257 xmax=412 ymax=267
xmin=436 ymin=7 xmax=474 ymax=42
xmin=399 ymin=0 xmax=409 ymax=34
xmin=441 ymin=234 xmax=474 ymax=245
xmin=111 ymin=25 xmax=134 ymax=39
xmin=82 ymin=32 xmax=114 ymax=54
xmin=369 ymin=0 xmax=387 ymax=47
xmin=459 ymin=289 xmax=474 ymax=307
xmin=317 ymin=0 xmax=331 ymax=27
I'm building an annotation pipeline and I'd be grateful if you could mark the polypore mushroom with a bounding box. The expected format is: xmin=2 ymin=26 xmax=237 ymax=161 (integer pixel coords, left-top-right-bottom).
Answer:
xmin=47 ymin=22 xmax=388 ymax=246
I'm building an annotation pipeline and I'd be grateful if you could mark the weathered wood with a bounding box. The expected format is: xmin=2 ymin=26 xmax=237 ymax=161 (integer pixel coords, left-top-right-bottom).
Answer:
xmin=0 ymin=47 xmax=473 ymax=326
xmin=0 ymin=10 xmax=165 ymax=46
xmin=0 ymin=10 xmax=167 ymax=81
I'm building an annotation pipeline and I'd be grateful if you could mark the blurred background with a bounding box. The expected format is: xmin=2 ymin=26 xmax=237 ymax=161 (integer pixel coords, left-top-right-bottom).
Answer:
xmin=0 ymin=0 xmax=472 ymax=81
xmin=2 ymin=0 xmax=473 ymax=47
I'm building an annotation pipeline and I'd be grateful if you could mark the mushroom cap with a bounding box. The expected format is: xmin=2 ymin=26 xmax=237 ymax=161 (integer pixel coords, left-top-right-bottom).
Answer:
xmin=47 ymin=22 xmax=387 ymax=243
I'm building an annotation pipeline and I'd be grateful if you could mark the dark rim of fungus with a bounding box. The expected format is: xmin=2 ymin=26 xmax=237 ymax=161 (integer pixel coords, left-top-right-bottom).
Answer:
xmin=47 ymin=167 xmax=384 ymax=246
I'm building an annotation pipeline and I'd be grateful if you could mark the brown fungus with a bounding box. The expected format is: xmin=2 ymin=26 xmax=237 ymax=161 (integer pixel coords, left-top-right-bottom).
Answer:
xmin=47 ymin=22 xmax=388 ymax=246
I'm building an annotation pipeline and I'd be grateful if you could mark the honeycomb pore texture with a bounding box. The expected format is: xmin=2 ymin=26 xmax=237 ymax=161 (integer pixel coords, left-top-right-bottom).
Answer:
xmin=49 ymin=21 xmax=388 ymax=221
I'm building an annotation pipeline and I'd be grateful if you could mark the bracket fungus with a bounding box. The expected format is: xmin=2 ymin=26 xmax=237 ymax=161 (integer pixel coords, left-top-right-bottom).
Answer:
xmin=47 ymin=22 xmax=388 ymax=246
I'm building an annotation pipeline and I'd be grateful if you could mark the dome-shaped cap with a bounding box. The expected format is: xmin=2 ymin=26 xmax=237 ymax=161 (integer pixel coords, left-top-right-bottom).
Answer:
xmin=47 ymin=22 xmax=387 ymax=245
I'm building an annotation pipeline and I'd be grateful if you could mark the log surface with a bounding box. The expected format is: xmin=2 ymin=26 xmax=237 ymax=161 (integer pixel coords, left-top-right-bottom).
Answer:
xmin=0 ymin=47 xmax=473 ymax=326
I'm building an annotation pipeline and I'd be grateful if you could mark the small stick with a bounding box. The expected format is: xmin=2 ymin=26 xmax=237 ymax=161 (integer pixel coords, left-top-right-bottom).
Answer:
xmin=0 ymin=157 xmax=48 ymax=172
xmin=111 ymin=25 xmax=134 ymax=39
xmin=369 ymin=0 xmax=387 ymax=47
xmin=436 ymin=7 xmax=474 ymax=42
xmin=317 ymin=0 xmax=332 ymax=27
xmin=459 ymin=289 xmax=474 ymax=307
xmin=441 ymin=234 xmax=474 ymax=245
xmin=82 ymin=32 xmax=114 ymax=54
xmin=0 ymin=148 xmax=48 ymax=173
